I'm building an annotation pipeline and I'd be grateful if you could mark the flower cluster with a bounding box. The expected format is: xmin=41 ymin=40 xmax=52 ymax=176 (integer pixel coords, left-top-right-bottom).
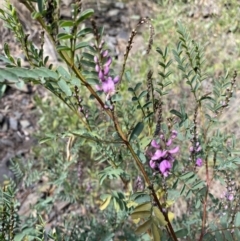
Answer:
xmin=190 ymin=142 xmax=203 ymax=167
xmin=149 ymin=130 xmax=179 ymax=177
xmin=93 ymin=47 xmax=119 ymax=99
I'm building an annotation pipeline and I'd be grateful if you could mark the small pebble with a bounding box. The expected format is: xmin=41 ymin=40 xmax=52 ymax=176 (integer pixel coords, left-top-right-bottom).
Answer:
xmin=9 ymin=117 xmax=18 ymax=131
xmin=20 ymin=120 xmax=31 ymax=129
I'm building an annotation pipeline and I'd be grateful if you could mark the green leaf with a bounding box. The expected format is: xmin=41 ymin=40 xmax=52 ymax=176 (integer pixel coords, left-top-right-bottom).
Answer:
xmin=131 ymin=193 xmax=151 ymax=204
xmin=0 ymin=83 xmax=7 ymax=98
xmin=82 ymin=52 xmax=94 ymax=61
xmin=81 ymin=59 xmax=95 ymax=68
xmin=57 ymin=33 xmax=73 ymax=40
xmin=57 ymin=66 xmax=71 ymax=79
xmin=99 ymin=167 xmax=124 ymax=185
xmin=0 ymin=55 xmax=13 ymax=64
xmin=37 ymin=0 xmax=43 ymax=13
xmin=59 ymin=20 xmax=75 ymax=27
xmin=179 ymin=172 xmax=195 ymax=180
xmin=153 ymin=207 xmax=167 ymax=226
xmin=128 ymin=87 xmax=134 ymax=92
xmin=135 ymin=219 xmax=151 ymax=235
xmin=76 ymin=9 xmax=94 ymax=25
xmin=203 ymin=233 xmax=215 ymax=241
xmin=215 ymin=231 xmax=224 ymax=241
xmin=31 ymin=11 xmax=42 ymax=19
xmin=71 ymin=77 xmax=81 ymax=87
xmin=223 ymin=230 xmax=234 ymax=241
xmin=191 ymin=180 xmax=205 ymax=190
xmin=86 ymin=78 xmax=99 ymax=85
xmin=134 ymin=82 xmax=142 ymax=92
xmin=156 ymin=47 xmax=163 ymax=55
xmin=175 ymin=228 xmax=188 ymax=238
xmin=125 ymin=71 xmax=131 ymax=82
xmin=129 ymin=122 xmax=144 ymax=142
xmin=111 ymin=94 xmax=122 ymax=102
xmin=56 ymin=45 xmax=71 ymax=51
xmin=75 ymin=42 xmax=90 ymax=50
xmin=131 ymin=211 xmax=151 ymax=220
xmin=133 ymin=202 xmax=151 ymax=213
xmin=42 ymin=67 xmax=58 ymax=79
xmin=170 ymin=109 xmax=182 ymax=119
xmin=0 ymin=69 xmax=19 ymax=82
xmin=77 ymin=27 xmax=93 ymax=38
xmin=151 ymin=222 xmax=161 ymax=241
xmin=58 ymin=78 xmax=72 ymax=96
xmin=113 ymin=197 xmax=120 ymax=212
xmin=138 ymin=90 xmax=148 ymax=99
xmin=99 ymin=195 xmax=111 ymax=211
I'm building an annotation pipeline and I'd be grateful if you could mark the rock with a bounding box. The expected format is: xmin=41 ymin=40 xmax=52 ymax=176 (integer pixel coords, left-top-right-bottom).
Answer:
xmin=1 ymin=119 xmax=8 ymax=132
xmin=114 ymin=2 xmax=125 ymax=9
xmin=9 ymin=117 xmax=18 ymax=130
xmin=0 ymin=113 xmax=3 ymax=123
xmin=20 ymin=119 xmax=31 ymax=129
xmin=14 ymin=111 xmax=22 ymax=119
xmin=107 ymin=9 xmax=120 ymax=17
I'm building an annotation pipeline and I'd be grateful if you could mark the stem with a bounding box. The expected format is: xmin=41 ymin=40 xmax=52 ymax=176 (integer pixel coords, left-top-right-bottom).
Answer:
xmin=198 ymin=154 xmax=210 ymax=241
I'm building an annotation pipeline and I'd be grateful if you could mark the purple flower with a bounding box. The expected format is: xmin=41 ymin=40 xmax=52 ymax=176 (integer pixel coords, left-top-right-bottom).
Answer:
xmin=94 ymin=51 xmax=119 ymax=96
xmin=113 ymin=76 xmax=120 ymax=84
xmin=102 ymin=50 xmax=108 ymax=57
xmin=103 ymin=65 xmax=110 ymax=75
xmin=190 ymin=142 xmax=202 ymax=153
xmin=223 ymin=192 xmax=234 ymax=201
xmin=168 ymin=146 xmax=179 ymax=154
xmin=104 ymin=57 xmax=112 ymax=67
xmin=98 ymin=70 xmax=104 ymax=80
xmin=102 ymin=77 xmax=115 ymax=94
xmin=94 ymin=56 xmax=98 ymax=63
xmin=196 ymin=157 xmax=203 ymax=167
xmin=151 ymin=150 xmax=167 ymax=160
xmin=166 ymin=138 xmax=172 ymax=146
xmin=151 ymin=139 xmax=160 ymax=149
xmin=228 ymin=194 xmax=234 ymax=201
xmin=159 ymin=160 xmax=172 ymax=177
xmin=95 ymin=64 xmax=100 ymax=72
xmin=149 ymin=160 xmax=157 ymax=169
xmin=148 ymin=132 xmax=179 ymax=177
xmin=171 ymin=130 xmax=178 ymax=139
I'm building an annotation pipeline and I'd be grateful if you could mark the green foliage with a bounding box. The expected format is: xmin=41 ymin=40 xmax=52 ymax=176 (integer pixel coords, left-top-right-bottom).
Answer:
xmin=0 ymin=0 xmax=240 ymax=240
xmin=0 ymin=182 xmax=20 ymax=241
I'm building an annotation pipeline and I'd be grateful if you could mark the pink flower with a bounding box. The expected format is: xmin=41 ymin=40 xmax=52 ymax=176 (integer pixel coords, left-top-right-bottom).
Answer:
xmin=151 ymin=150 xmax=167 ymax=160
xmin=102 ymin=77 xmax=115 ymax=94
xmin=95 ymin=64 xmax=100 ymax=72
xmin=149 ymin=160 xmax=157 ymax=169
xmin=113 ymin=76 xmax=120 ymax=84
xmin=228 ymin=194 xmax=234 ymax=201
xmin=94 ymin=51 xmax=119 ymax=96
xmin=168 ymin=146 xmax=179 ymax=154
xmin=196 ymin=158 xmax=203 ymax=167
xmin=166 ymin=138 xmax=172 ymax=146
xmin=151 ymin=139 xmax=160 ymax=149
xmin=94 ymin=56 xmax=98 ymax=63
xmin=148 ymin=132 xmax=179 ymax=177
xmin=102 ymin=50 xmax=108 ymax=57
xmin=159 ymin=160 xmax=172 ymax=177
xmin=103 ymin=65 xmax=110 ymax=75
xmin=104 ymin=57 xmax=112 ymax=67
xmin=171 ymin=130 xmax=178 ymax=139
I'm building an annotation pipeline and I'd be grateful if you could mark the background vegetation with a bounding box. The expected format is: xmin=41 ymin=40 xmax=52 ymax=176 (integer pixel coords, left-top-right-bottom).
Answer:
xmin=1 ymin=0 xmax=240 ymax=240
